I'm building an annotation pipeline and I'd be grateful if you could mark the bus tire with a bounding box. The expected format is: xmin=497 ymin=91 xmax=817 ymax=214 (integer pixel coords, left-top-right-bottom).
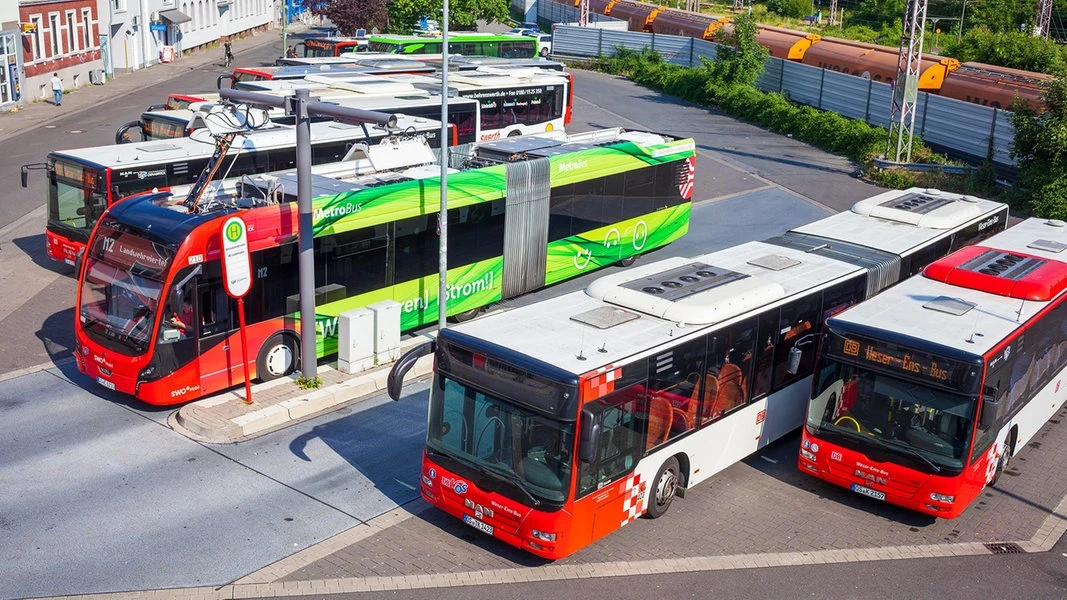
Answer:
xmin=616 ymin=255 xmax=638 ymax=267
xmin=448 ymin=306 xmax=482 ymax=323
xmin=257 ymin=333 xmax=299 ymax=381
xmin=507 ymin=130 xmax=521 ymax=138
xmin=991 ymin=430 xmax=1016 ymax=487
xmin=646 ymin=456 xmax=680 ymax=519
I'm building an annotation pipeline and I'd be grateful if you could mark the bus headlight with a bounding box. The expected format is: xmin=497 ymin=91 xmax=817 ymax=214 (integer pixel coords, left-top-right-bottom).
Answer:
xmin=531 ymin=530 xmax=557 ymax=542
xmin=800 ymin=448 xmax=817 ymax=462
xmin=929 ymin=492 xmax=955 ymax=504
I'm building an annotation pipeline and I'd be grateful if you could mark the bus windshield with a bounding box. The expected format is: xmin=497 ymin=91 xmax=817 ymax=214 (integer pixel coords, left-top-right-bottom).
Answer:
xmin=427 ymin=376 xmax=574 ymax=507
xmin=807 ymin=357 xmax=977 ymax=471
xmin=48 ymin=158 xmax=107 ymax=242
xmin=79 ymin=221 xmax=173 ymax=355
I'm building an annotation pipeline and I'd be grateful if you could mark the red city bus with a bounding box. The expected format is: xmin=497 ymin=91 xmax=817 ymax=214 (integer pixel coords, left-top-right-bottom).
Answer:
xmin=34 ymin=116 xmax=444 ymax=265
xmin=800 ymin=217 xmax=1067 ymax=518
xmin=388 ymin=189 xmax=1008 ymax=559
xmin=298 ymin=36 xmax=371 ymax=57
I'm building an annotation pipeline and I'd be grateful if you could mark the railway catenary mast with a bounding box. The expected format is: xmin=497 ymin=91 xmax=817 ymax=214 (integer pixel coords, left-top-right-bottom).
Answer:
xmin=888 ymin=0 xmax=928 ymax=163
xmin=1034 ymin=0 xmax=1053 ymax=40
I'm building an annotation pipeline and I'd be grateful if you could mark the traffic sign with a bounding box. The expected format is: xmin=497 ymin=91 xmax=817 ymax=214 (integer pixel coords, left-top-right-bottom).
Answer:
xmin=221 ymin=216 xmax=251 ymax=298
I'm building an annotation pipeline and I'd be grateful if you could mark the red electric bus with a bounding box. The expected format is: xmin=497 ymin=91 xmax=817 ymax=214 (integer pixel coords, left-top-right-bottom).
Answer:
xmin=799 ymin=217 xmax=1067 ymax=518
xmin=387 ymin=188 xmax=1007 ymax=559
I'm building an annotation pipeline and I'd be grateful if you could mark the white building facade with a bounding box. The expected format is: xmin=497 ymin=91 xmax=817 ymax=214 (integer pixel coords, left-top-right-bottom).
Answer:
xmin=99 ymin=0 xmax=272 ymax=73
xmin=1 ymin=2 xmax=20 ymax=109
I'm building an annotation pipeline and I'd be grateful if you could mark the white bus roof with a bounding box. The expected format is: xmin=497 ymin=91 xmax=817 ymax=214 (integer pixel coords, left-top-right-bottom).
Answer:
xmin=828 ymin=218 xmax=1067 ymax=357
xmin=54 ymin=114 xmax=440 ymax=167
xmin=446 ymin=189 xmax=1008 ymax=375
xmin=791 ymin=188 xmax=1004 ymax=256
xmin=451 ymin=238 xmax=866 ymax=375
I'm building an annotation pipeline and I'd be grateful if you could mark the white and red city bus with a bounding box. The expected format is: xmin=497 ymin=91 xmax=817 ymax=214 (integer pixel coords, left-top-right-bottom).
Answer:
xmin=799 ymin=217 xmax=1067 ymax=518
xmin=387 ymin=188 xmax=1007 ymax=559
xmin=223 ymin=61 xmax=435 ymax=89
xmin=36 ymin=115 xmax=445 ymax=265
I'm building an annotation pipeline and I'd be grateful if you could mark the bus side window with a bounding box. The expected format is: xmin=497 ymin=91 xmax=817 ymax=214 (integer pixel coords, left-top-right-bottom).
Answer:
xmin=751 ymin=309 xmax=779 ymax=398
xmin=772 ymin=294 xmax=820 ymax=389
xmin=198 ymin=262 xmax=234 ymax=337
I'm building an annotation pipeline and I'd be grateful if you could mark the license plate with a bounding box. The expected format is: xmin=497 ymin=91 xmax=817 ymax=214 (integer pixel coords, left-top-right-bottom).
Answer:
xmin=851 ymin=483 xmax=886 ymax=501
xmin=462 ymin=514 xmax=494 ymax=536
xmin=97 ymin=376 xmax=116 ymax=391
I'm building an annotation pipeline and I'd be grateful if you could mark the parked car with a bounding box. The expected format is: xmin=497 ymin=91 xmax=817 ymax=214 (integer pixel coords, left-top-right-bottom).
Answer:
xmin=533 ymin=33 xmax=552 ymax=56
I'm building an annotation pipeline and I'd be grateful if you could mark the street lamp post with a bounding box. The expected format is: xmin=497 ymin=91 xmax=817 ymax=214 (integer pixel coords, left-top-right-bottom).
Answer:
xmin=438 ymin=0 xmax=450 ymax=331
xmin=958 ymin=0 xmax=967 ymax=42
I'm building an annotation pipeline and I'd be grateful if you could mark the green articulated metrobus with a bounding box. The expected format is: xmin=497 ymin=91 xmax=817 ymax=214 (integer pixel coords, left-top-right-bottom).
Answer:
xmin=73 ymin=128 xmax=696 ymax=405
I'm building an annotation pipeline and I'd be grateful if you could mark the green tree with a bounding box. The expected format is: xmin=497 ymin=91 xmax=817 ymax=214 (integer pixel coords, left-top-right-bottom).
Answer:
xmin=302 ymin=0 xmax=389 ymax=35
xmin=765 ymin=0 xmax=811 ymax=19
xmin=1010 ymin=78 xmax=1067 ymax=218
xmin=943 ymin=29 xmax=1066 ymax=76
xmin=387 ymin=0 xmax=510 ymax=33
xmin=712 ymin=12 xmax=769 ymax=86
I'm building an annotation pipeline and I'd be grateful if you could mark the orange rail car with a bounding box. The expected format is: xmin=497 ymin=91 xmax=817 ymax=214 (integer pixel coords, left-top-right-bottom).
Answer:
xmin=650 ymin=9 xmax=730 ymax=41
xmin=610 ymin=1 xmax=665 ymax=33
xmin=755 ymin=25 xmax=819 ymax=60
xmin=939 ymin=62 xmax=1052 ymax=111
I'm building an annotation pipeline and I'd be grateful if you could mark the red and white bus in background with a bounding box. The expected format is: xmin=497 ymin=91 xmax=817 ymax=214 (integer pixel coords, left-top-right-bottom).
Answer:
xmin=237 ymin=69 xmax=573 ymax=140
xmin=387 ymin=189 xmax=1007 ymax=559
xmin=117 ymin=82 xmax=480 ymax=145
xmin=35 ymin=114 xmax=444 ymax=265
xmin=222 ymin=60 xmax=435 ymax=89
xmin=799 ymin=217 xmax=1067 ymax=518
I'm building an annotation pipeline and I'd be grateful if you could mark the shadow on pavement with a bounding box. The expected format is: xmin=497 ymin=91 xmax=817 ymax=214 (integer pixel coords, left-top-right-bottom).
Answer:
xmin=743 ymin=430 xmax=938 ymax=528
xmin=11 ymin=233 xmax=75 ymax=276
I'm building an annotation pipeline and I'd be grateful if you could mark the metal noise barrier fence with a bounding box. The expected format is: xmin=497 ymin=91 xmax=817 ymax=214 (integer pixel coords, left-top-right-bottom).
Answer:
xmin=540 ymin=0 xmax=1015 ymax=168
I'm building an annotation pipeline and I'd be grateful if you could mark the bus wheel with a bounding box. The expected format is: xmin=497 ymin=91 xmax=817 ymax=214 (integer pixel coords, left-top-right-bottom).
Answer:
xmin=448 ymin=306 xmax=482 ymax=323
xmin=991 ymin=434 xmax=1015 ymax=487
xmin=507 ymin=130 xmax=521 ymax=138
xmin=257 ymin=333 xmax=299 ymax=381
xmin=647 ymin=456 xmax=680 ymax=519
xmin=616 ymin=255 xmax=638 ymax=267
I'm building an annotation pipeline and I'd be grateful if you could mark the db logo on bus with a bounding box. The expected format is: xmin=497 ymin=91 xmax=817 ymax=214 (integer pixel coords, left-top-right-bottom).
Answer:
xmin=441 ymin=476 xmax=469 ymax=495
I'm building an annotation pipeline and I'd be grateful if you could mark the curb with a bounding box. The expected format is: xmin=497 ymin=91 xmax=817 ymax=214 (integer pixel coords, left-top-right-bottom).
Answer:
xmin=171 ymin=335 xmax=435 ymax=444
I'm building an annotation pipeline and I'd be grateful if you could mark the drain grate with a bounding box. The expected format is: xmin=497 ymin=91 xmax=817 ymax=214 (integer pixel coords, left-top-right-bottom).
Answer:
xmin=985 ymin=542 xmax=1025 ymax=554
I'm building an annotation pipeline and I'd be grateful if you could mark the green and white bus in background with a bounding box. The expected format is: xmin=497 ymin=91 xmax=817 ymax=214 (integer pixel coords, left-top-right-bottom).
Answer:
xmin=367 ymin=33 xmax=539 ymax=57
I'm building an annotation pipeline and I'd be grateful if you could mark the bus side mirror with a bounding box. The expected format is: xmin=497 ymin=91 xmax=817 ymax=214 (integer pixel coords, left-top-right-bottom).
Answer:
xmin=387 ymin=340 xmax=436 ymax=401
xmin=73 ymin=248 xmax=85 ymax=278
xmin=20 ymin=165 xmax=28 ymax=188
xmin=578 ymin=409 xmax=600 ymax=463
xmin=980 ymin=386 xmax=999 ymax=428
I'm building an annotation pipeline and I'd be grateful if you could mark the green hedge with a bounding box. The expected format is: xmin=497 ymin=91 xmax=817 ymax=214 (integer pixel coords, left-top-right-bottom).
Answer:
xmin=594 ymin=49 xmax=885 ymax=163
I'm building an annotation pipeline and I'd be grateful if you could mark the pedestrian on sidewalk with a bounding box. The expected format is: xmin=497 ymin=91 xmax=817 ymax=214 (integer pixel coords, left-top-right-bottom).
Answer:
xmin=50 ymin=73 xmax=63 ymax=106
xmin=223 ymin=40 xmax=234 ymax=67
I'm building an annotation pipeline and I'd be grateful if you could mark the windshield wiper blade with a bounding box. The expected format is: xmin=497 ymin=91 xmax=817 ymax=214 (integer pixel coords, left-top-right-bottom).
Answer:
xmin=881 ymin=438 xmax=942 ymax=473
xmin=481 ymin=465 xmax=541 ymax=507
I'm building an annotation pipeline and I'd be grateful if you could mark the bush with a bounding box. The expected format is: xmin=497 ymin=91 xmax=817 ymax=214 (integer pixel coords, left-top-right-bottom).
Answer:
xmin=765 ymin=0 xmax=811 ymax=20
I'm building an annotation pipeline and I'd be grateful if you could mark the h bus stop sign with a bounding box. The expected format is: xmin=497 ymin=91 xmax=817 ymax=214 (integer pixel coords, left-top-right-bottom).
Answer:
xmin=221 ymin=215 xmax=254 ymax=403
xmin=221 ymin=216 xmax=251 ymax=298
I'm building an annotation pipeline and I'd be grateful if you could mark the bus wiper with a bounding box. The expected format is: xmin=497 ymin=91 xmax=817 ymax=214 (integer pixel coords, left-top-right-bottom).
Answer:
xmin=880 ymin=438 xmax=942 ymax=473
xmin=481 ymin=465 xmax=541 ymax=507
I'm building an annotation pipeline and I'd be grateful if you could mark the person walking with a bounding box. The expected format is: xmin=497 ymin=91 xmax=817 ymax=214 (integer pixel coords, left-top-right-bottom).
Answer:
xmin=223 ymin=41 xmax=234 ymax=67
xmin=50 ymin=73 xmax=63 ymax=106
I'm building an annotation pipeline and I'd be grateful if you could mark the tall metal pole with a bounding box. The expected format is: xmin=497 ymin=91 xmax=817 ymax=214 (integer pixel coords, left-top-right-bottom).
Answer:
xmin=958 ymin=0 xmax=967 ymax=42
xmin=281 ymin=0 xmax=288 ymax=55
xmin=295 ymin=88 xmax=317 ymax=380
xmin=438 ymin=1 xmax=450 ymax=331
xmin=887 ymin=0 xmax=927 ymax=164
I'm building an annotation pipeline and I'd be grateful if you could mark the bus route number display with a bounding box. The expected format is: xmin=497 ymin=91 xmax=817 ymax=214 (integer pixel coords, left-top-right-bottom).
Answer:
xmin=221 ymin=216 xmax=251 ymax=298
